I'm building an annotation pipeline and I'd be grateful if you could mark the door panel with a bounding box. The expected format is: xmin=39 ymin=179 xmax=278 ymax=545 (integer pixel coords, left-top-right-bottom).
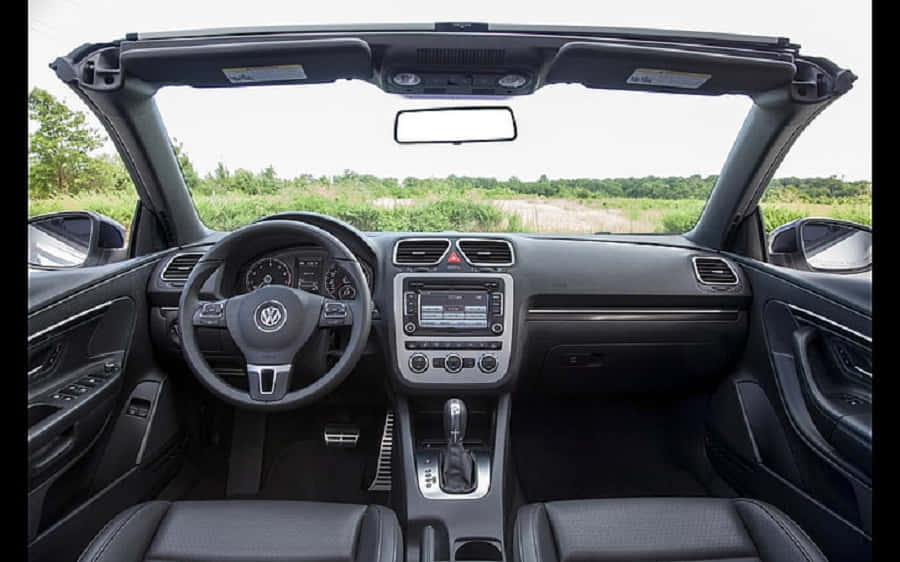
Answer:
xmin=27 ymin=254 xmax=183 ymax=561
xmin=707 ymin=257 xmax=872 ymax=561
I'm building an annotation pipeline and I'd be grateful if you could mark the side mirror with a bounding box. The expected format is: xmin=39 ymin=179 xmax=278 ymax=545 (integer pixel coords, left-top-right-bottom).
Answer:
xmin=768 ymin=217 xmax=871 ymax=273
xmin=28 ymin=211 xmax=127 ymax=269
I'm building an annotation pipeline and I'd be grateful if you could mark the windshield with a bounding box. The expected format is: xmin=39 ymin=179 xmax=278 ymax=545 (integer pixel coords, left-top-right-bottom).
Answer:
xmin=157 ymin=82 xmax=755 ymax=234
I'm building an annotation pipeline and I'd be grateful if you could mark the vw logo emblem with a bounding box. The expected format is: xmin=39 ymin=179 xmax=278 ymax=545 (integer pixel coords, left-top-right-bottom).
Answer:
xmin=254 ymin=300 xmax=287 ymax=332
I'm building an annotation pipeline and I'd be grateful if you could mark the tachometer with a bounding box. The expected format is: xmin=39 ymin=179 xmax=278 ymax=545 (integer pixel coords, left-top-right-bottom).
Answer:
xmin=245 ymin=257 xmax=292 ymax=291
xmin=324 ymin=262 xmax=372 ymax=300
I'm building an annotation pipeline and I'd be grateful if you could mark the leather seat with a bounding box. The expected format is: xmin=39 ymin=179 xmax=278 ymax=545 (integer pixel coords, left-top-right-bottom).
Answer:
xmin=78 ymin=500 xmax=402 ymax=562
xmin=514 ymin=498 xmax=827 ymax=562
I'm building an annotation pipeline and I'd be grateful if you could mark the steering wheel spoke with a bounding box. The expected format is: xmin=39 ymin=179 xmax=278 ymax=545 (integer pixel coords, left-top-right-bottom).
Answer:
xmin=246 ymin=363 xmax=293 ymax=401
xmin=319 ymin=299 xmax=354 ymax=327
xmin=192 ymin=299 xmax=229 ymax=328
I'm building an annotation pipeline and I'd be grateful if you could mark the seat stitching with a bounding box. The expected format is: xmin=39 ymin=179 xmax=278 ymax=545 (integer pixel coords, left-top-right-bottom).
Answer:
xmin=374 ymin=506 xmax=384 ymax=562
xmin=735 ymin=499 xmax=813 ymax=562
xmin=92 ymin=502 xmax=157 ymax=562
xmin=79 ymin=506 xmax=131 ymax=562
xmin=530 ymin=505 xmax=543 ymax=562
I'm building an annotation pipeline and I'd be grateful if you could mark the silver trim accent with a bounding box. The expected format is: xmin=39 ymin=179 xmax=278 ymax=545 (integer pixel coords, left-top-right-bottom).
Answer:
xmin=28 ymin=300 xmax=115 ymax=343
xmin=161 ymin=252 xmax=205 ymax=283
xmin=854 ymin=366 xmax=873 ymax=379
xmin=456 ymin=238 xmax=515 ymax=267
xmin=527 ymin=308 xmax=740 ymax=321
xmin=786 ymin=304 xmax=872 ymax=344
xmin=323 ymin=427 xmax=360 ymax=447
xmin=416 ymin=448 xmax=491 ymax=500
xmin=394 ymin=273 xmax=514 ymax=385
xmin=246 ymin=364 xmax=292 ymax=394
xmin=692 ymin=256 xmax=739 ymax=286
xmin=368 ymin=411 xmax=394 ymax=491
xmin=392 ymin=238 xmax=451 ymax=266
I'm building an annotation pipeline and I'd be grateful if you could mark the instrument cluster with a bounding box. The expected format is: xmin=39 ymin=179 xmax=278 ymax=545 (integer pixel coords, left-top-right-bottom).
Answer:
xmin=240 ymin=247 xmax=373 ymax=300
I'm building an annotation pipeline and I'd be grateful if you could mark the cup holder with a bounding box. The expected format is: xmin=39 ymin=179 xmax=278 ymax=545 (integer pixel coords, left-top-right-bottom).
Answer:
xmin=28 ymin=404 xmax=62 ymax=428
xmin=455 ymin=540 xmax=503 ymax=561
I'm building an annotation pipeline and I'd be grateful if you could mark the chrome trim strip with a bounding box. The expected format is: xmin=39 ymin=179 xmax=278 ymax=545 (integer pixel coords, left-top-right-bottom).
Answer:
xmin=786 ymin=304 xmax=872 ymax=344
xmin=854 ymin=366 xmax=873 ymax=379
xmin=456 ymin=238 xmax=515 ymax=267
xmin=527 ymin=308 xmax=740 ymax=321
xmin=692 ymin=256 xmax=739 ymax=286
xmin=28 ymin=300 xmax=115 ymax=343
xmin=392 ymin=238 xmax=451 ymax=266
xmin=160 ymin=252 xmax=205 ymax=283
xmin=246 ymin=364 xmax=292 ymax=394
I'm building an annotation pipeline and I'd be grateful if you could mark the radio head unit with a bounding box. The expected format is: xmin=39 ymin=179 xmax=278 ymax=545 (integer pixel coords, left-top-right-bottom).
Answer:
xmin=394 ymin=273 xmax=513 ymax=385
xmin=402 ymin=278 xmax=504 ymax=336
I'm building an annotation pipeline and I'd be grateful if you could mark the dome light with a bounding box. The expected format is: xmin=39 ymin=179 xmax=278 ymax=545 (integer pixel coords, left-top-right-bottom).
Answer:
xmin=498 ymin=74 xmax=527 ymax=89
xmin=393 ymin=72 xmax=422 ymax=86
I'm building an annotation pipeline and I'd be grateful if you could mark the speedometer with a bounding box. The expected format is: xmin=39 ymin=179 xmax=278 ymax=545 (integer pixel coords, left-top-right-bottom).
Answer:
xmin=245 ymin=257 xmax=292 ymax=291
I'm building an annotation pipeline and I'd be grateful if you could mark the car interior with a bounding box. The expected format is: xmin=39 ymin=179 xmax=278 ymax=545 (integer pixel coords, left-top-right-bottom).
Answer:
xmin=27 ymin=23 xmax=871 ymax=562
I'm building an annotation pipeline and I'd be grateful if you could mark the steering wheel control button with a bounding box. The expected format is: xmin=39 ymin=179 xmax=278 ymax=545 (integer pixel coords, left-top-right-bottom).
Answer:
xmin=324 ymin=302 xmax=348 ymax=317
xmin=478 ymin=354 xmax=498 ymax=373
xmin=491 ymin=322 xmax=504 ymax=334
xmin=404 ymin=322 xmax=417 ymax=334
xmin=409 ymin=353 xmax=429 ymax=373
xmin=444 ymin=354 xmax=463 ymax=373
xmin=253 ymin=300 xmax=287 ymax=333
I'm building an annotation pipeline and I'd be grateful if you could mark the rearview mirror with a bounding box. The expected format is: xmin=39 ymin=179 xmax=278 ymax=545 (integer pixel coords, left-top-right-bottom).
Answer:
xmin=394 ymin=106 xmax=517 ymax=144
xmin=28 ymin=211 xmax=127 ymax=269
xmin=768 ymin=217 xmax=871 ymax=273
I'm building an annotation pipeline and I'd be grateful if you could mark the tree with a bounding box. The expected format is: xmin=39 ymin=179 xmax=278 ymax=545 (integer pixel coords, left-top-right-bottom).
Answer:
xmin=172 ymin=138 xmax=201 ymax=192
xmin=28 ymin=87 xmax=104 ymax=197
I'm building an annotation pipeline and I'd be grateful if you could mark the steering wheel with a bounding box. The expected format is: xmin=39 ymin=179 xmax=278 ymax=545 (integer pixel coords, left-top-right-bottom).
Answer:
xmin=178 ymin=220 xmax=372 ymax=410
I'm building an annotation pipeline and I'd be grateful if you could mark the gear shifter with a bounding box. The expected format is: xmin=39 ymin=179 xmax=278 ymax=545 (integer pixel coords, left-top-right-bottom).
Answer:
xmin=440 ymin=398 xmax=477 ymax=493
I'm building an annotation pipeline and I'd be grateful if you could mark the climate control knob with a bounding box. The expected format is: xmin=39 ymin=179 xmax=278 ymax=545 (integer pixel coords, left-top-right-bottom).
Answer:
xmin=478 ymin=354 xmax=498 ymax=373
xmin=444 ymin=354 xmax=463 ymax=373
xmin=409 ymin=353 xmax=429 ymax=373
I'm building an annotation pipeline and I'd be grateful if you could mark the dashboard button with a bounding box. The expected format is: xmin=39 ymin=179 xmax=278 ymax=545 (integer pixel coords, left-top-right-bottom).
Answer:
xmin=444 ymin=354 xmax=463 ymax=373
xmin=404 ymin=322 xmax=417 ymax=334
xmin=462 ymin=357 xmax=476 ymax=369
xmin=409 ymin=353 xmax=429 ymax=373
xmin=479 ymin=354 xmax=498 ymax=373
xmin=491 ymin=322 xmax=504 ymax=334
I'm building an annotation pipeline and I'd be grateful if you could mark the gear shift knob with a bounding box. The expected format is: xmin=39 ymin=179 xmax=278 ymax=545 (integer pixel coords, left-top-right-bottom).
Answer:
xmin=443 ymin=398 xmax=468 ymax=445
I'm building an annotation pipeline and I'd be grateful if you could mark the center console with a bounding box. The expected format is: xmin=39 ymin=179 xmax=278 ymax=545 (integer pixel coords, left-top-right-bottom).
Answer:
xmin=394 ymin=273 xmax=514 ymax=385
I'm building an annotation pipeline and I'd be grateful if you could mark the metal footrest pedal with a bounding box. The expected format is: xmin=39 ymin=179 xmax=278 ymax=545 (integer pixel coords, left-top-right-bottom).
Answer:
xmin=368 ymin=411 xmax=394 ymax=491
xmin=323 ymin=424 xmax=360 ymax=448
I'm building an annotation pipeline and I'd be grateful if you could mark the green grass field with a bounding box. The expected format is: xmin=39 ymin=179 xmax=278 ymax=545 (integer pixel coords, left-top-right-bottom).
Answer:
xmin=27 ymin=183 xmax=872 ymax=237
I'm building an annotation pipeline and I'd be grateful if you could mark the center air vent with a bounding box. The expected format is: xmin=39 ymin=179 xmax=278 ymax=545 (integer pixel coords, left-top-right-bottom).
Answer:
xmin=458 ymin=239 xmax=515 ymax=266
xmin=394 ymin=239 xmax=451 ymax=265
xmin=161 ymin=252 xmax=204 ymax=285
xmin=693 ymin=257 xmax=738 ymax=285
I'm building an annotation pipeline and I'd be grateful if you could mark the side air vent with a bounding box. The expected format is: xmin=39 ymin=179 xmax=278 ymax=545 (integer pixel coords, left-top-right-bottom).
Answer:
xmin=693 ymin=257 xmax=738 ymax=285
xmin=393 ymin=239 xmax=451 ymax=265
xmin=458 ymin=239 xmax=515 ymax=266
xmin=161 ymin=253 xmax=204 ymax=284
xmin=416 ymin=48 xmax=506 ymax=66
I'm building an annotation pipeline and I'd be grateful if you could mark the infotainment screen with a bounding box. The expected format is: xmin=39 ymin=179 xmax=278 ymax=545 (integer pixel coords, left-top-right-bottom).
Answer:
xmin=418 ymin=290 xmax=489 ymax=328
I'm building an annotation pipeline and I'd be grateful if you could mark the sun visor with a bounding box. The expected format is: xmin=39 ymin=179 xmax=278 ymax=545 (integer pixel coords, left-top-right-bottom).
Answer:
xmin=545 ymin=42 xmax=796 ymax=95
xmin=120 ymin=38 xmax=372 ymax=87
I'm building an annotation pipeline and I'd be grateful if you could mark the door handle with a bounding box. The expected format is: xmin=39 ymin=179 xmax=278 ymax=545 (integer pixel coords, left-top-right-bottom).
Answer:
xmin=29 ymin=428 xmax=75 ymax=475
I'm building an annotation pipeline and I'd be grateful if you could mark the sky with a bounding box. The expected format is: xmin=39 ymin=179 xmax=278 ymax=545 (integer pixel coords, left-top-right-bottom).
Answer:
xmin=28 ymin=0 xmax=871 ymax=182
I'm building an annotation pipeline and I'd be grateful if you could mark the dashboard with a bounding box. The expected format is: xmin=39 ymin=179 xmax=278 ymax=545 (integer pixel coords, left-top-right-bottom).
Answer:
xmin=148 ymin=214 xmax=753 ymax=393
xmin=236 ymin=246 xmax=374 ymax=300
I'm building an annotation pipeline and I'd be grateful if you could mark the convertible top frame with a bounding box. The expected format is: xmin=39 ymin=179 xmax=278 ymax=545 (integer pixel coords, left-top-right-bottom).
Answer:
xmin=49 ymin=23 xmax=856 ymax=250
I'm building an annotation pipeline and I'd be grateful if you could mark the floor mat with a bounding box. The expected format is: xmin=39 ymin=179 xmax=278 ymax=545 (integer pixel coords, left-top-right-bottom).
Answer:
xmin=176 ymin=403 xmax=390 ymax=505
xmin=511 ymin=393 xmax=712 ymax=502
